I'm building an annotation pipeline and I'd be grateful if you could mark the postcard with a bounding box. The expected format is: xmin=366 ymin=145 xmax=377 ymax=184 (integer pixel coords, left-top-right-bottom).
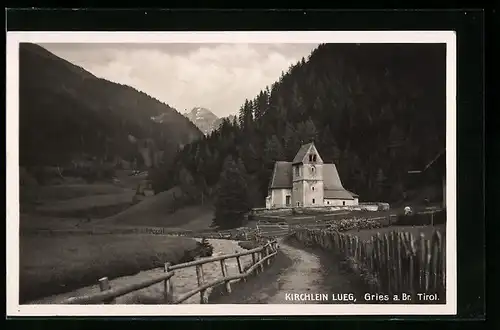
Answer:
xmin=6 ymin=30 xmax=456 ymax=316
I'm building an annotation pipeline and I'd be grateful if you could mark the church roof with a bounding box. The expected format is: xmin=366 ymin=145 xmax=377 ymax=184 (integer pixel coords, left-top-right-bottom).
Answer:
xmin=292 ymin=142 xmax=315 ymax=164
xmin=324 ymin=189 xmax=355 ymax=200
xmin=268 ymin=161 xmax=293 ymax=189
xmin=323 ymin=163 xmax=345 ymax=190
xmin=268 ymin=161 xmax=357 ymax=200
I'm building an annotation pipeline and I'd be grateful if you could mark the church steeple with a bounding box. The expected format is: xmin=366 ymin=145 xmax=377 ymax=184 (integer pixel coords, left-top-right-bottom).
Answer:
xmin=291 ymin=142 xmax=324 ymax=208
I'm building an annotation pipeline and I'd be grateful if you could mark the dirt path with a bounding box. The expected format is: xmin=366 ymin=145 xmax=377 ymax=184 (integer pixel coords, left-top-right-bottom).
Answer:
xmin=210 ymin=237 xmax=364 ymax=304
xmin=265 ymin=240 xmax=333 ymax=304
xmin=30 ymin=238 xmax=253 ymax=305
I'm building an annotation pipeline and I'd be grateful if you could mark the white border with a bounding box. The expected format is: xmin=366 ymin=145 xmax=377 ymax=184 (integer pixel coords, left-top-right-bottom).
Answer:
xmin=6 ymin=31 xmax=457 ymax=317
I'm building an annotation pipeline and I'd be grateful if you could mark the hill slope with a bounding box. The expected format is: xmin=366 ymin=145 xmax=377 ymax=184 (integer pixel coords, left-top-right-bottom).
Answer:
xmin=19 ymin=43 xmax=203 ymax=168
xmin=103 ymin=187 xmax=214 ymax=230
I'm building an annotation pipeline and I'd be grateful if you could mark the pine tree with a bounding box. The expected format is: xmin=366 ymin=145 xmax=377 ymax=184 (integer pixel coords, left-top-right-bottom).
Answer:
xmin=318 ymin=125 xmax=341 ymax=163
xmin=291 ymin=82 xmax=305 ymax=117
xmin=254 ymin=90 xmax=268 ymax=121
xmin=283 ymin=123 xmax=300 ymax=160
xmin=263 ymin=135 xmax=285 ymax=167
xmin=213 ymin=156 xmax=251 ymax=229
xmin=375 ymin=167 xmax=387 ymax=198
xmin=296 ymin=119 xmax=318 ymax=145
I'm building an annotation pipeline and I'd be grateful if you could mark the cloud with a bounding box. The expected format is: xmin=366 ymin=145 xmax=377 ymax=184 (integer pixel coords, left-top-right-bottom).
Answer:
xmin=39 ymin=43 xmax=319 ymax=117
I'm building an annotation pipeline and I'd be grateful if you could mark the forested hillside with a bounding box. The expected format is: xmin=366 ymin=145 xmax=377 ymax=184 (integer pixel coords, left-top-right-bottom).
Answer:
xmin=152 ymin=43 xmax=446 ymax=212
xmin=19 ymin=43 xmax=203 ymax=169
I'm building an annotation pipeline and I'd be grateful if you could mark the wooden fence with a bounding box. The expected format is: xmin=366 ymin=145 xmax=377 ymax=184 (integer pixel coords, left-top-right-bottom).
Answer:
xmin=60 ymin=239 xmax=279 ymax=305
xmin=293 ymin=229 xmax=446 ymax=302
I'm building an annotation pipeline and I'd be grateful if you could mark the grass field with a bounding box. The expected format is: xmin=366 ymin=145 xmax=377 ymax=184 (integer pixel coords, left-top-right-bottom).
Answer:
xmin=35 ymin=191 xmax=135 ymax=212
xmin=20 ymin=183 xmax=129 ymax=204
xmin=20 ymin=180 xmax=214 ymax=230
xmin=103 ymin=187 xmax=214 ymax=230
xmin=19 ymin=234 xmax=198 ymax=303
xmin=20 ymin=182 xmax=136 ymax=218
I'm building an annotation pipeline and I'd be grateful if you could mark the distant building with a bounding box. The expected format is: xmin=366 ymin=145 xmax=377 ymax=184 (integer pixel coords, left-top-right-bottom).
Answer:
xmin=266 ymin=142 xmax=359 ymax=209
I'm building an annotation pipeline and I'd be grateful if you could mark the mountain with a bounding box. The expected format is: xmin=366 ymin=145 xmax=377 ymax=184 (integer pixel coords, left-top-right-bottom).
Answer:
xmin=19 ymin=43 xmax=203 ymax=169
xmin=184 ymin=107 xmax=238 ymax=136
xmin=155 ymin=43 xmax=446 ymax=205
xmin=184 ymin=107 xmax=219 ymax=135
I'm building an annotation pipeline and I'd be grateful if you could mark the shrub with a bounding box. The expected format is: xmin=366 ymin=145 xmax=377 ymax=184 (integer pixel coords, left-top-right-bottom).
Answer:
xmin=238 ymin=241 xmax=259 ymax=250
xmin=198 ymin=238 xmax=214 ymax=257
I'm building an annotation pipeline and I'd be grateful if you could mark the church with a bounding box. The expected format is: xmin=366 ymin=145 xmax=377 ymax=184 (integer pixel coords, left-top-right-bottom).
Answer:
xmin=265 ymin=142 xmax=359 ymax=209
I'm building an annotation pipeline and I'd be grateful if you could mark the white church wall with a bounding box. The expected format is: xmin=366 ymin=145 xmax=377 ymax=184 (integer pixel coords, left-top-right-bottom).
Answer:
xmin=302 ymin=180 xmax=324 ymax=207
xmin=270 ymin=188 xmax=292 ymax=208
xmin=292 ymin=183 xmax=304 ymax=207
xmin=324 ymin=198 xmax=356 ymax=206
xmin=302 ymin=163 xmax=324 ymax=181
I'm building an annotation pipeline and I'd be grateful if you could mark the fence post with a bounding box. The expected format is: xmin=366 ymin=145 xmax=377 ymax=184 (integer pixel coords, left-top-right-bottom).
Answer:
xmin=220 ymin=259 xmax=232 ymax=294
xmin=418 ymin=233 xmax=426 ymax=292
xmin=252 ymin=252 xmax=257 ymax=275
xmin=265 ymin=243 xmax=271 ymax=266
xmin=98 ymin=277 xmax=115 ymax=304
xmin=395 ymin=232 xmax=403 ymax=294
xmin=235 ymin=251 xmax=245 ymax=282
xmin=259 ymin=249 xmax=265 ymax=272
xmin=408 ymin=233 xmax=417 ymax=297
xmin=195 ymin=263 xmax=208 ymax=304
xmin=164 ymin=262 xmax=174 ymax=303
xmin=424 ymin=238 xmax=431 ymax=292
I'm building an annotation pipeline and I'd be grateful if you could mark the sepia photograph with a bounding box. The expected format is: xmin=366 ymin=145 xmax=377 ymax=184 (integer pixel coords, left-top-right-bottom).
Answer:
xmin=6 ymin=31 xmax=456 ymax=316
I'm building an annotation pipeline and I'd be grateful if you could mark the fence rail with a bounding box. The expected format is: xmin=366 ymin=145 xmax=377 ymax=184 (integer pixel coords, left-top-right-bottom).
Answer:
xmin=61 ymin=239 xmax=279 ymax=305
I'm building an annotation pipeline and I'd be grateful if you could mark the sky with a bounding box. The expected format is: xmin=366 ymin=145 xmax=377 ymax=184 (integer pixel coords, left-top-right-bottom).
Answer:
xmin=40 ymin=43 xmax=319 ymax=118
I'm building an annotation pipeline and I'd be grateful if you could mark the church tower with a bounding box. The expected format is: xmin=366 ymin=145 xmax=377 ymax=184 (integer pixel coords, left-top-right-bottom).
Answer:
xmin=291 ymin=142 xmax=324 ymax=207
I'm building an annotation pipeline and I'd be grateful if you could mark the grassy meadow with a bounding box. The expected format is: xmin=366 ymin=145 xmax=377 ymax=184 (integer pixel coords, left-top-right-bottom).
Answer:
xmin=19 ymin=234 xmax=198 ymax=303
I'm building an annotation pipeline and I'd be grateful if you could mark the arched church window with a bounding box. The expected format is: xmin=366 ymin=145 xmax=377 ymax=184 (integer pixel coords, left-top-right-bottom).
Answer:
xmin=313 ymin=155 xmax=317 ymax=162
